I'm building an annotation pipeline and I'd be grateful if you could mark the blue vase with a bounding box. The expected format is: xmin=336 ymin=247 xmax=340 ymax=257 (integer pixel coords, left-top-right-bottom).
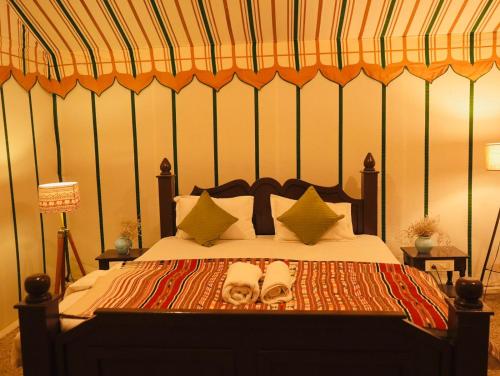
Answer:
xmin=115 ymin=236 xmax=132 ymax=255
xmin=415 ymin=236 xmax=433 ymax=254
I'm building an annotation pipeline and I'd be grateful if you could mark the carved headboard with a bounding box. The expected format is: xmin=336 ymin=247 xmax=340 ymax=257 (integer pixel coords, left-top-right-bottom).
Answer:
xmin=157 ymin=154 xmax=379 ymax=238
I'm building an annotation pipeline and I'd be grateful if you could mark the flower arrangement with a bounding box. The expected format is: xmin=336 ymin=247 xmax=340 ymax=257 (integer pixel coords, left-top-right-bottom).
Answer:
xmin=402 ymin=216 xmax=449 ymax=245
xmin=119 ymin=219 xmax=141 ymax=241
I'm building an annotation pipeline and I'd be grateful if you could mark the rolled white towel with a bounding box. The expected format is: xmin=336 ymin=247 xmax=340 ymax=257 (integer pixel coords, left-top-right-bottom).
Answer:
xmin=222 ymin=262 xmax=262 ymax=305
xmin=261 ymin=261 xmax=294 ymax=304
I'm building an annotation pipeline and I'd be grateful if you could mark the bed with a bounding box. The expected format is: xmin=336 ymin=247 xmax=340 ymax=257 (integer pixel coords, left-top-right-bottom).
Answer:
xmin=16 ymin=153 xmax=492 ymax=376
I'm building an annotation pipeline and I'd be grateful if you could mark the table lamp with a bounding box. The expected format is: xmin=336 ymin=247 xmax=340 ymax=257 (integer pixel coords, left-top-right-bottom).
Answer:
xmin=480 ymin=143 xmax=500 ymax=284
xmin=38 ymin=182 xmax=86 ymax=295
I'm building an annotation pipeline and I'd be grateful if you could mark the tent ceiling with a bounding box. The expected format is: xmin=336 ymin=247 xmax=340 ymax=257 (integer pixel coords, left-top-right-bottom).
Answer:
xmin=0 ymin=0 xmax=498 ymax=96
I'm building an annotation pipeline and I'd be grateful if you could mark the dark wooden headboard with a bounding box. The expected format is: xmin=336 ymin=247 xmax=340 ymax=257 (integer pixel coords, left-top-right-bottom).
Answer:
xmin=157 ymin=154 xmax=379 ymax=238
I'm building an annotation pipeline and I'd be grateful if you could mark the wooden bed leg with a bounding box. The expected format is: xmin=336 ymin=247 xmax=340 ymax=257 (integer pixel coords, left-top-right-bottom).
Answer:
xmin=157 ymin=158 xmax=176 ymax=238
xmin=15 ymin=274 xmax=59 ymax=376
xmin=447 ymin=278 xmax=493 ymax=376
xmin=361 ymin=153 xmax=379 ymax=235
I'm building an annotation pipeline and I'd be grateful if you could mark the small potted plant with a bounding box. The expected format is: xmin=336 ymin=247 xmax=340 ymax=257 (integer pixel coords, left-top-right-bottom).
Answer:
xmin=403 ymin=216 xmax=448 ymax=254
xmin=115 ymin=220 xmax=140 ymax=255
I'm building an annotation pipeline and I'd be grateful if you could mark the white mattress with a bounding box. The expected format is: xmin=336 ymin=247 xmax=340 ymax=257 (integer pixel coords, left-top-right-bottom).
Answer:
xmin=59 ymin=235 xmax=398 ymax=330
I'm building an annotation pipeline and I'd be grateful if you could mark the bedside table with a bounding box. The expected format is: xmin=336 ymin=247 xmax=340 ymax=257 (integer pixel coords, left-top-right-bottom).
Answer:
xmin=95 ymin=248 xmax=148 ymax=270
xmin=401 ymin=246 xmax=467 ymax=297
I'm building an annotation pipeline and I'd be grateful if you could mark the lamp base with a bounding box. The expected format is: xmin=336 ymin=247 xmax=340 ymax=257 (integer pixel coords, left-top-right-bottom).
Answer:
xmin=54 ymin=228 xmax=86 ymax=295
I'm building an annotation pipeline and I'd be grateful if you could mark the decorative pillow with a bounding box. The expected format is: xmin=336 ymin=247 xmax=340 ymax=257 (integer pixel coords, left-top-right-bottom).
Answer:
xmin=175 ymin=195 xmax=256 ymax=240
xmin=271 ymin=193 xmax=356 ymax=241
xmin=177 ymin=191 xmax=238 ymax=247
xmin=276 ymin=186 xmax=344 ymax=245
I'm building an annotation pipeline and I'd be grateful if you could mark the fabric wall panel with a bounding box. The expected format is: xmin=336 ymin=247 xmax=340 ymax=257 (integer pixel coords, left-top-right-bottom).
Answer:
xmin=385 ymin=72 xmax=426 ymax=260
xmin=256 ymin=76 xmax=297 ymax=181
xmin=428 ymin=70 xmax=470 ymax=261
xmin=472 ymin=68 xmax=500 ymax=278
xmin=57 ymin=85 xmax=100 ymax=274
xmin=343 ymin=72 xmax=382 ymax=198
xmin=95 ymin=84 xmax=137 ymax=252
xmin=2 ymin=79 xmax=43 ymax=286
xmin=135 ymin=81 xmax=172 ymax=246
xmin=28 ymin=84 xmax=58 ymax=283
xmin=300 ymin=74 xmax=339 ymax=186
xmin=217 ymin=77 xmax=254 ymax=184
xmin=0 ymin=84 xmax=19 ymax=329
xmin=176 ymin=78 xmax=214 ymax=194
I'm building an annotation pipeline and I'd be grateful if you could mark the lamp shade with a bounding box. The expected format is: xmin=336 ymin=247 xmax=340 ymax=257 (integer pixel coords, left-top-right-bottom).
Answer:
xmin=486 ymin=143 xmax=500 ymax=171
xmin=38 ymin=182 xmax=80 ymax=213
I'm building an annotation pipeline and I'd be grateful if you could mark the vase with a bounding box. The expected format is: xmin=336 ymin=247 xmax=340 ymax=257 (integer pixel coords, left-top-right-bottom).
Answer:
xmin=115 ymin=236 xmax=132 ymax=255
xmin=415 ymin=236 xmax=433 ymax=254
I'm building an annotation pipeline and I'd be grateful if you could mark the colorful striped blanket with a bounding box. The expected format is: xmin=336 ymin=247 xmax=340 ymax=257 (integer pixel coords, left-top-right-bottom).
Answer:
xmin=65 ymin=259 xmax=448 ymax=330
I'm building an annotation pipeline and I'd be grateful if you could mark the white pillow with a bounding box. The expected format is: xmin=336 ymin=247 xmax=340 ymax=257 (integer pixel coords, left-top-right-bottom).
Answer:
xmin=270 ymin=194 xmax=355 ymax=241
xmin=175 ymin=195 xmax=256 ymax=240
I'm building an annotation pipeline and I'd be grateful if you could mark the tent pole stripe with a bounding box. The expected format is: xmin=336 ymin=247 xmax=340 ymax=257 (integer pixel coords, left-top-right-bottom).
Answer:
xmin=246 ymin=0 xmax=260 ymax=180
xmin=22 ymin=25 xmax=26 ymax=74
xmin=91 ymin=92 xmax=105 ymax=253
xmin=338 ymin=85 xmax=343 ymax=187
xmin=198 ymin=0 xmax=219 ymax=185
xmin=467 ymin=80 xmax=474 ymax=276
xmin=130 ymin=92 xmax=142 ymax=247
xmin=294 ymin=0 xmax=300 ymax=179
xmin=470 ymin=0 xmax=494 ymax=65
xmin=28 ymin=91 xmax=46 ymax=272
xmin=381 ymin=84 xmax=387 ymax=242
xmin=1 ymin=87 xmax=22 ymax=301
xmin=171 ymin=90 xmax=179 ymax=195
xmin=380 ymin=0 xmax=397 ymax=68
xmin=150 ymin=0 xmax=177 ymax=75
xmin=10 ymin=0 xmax=61 ymax=81
xmin=424 ymin=0 xmax=445 ymax=66
xmin=336 ymin=0 xmax=348 ymax=69
xmin=296 ymin=86 xmax=301 ymax=179
xmin=424 ymin=81 xmax=430 ymax=216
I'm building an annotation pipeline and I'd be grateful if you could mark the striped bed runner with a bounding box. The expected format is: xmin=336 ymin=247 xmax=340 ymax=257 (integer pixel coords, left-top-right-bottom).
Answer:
xmin=65 ymin=259 xmax=448 ymax=330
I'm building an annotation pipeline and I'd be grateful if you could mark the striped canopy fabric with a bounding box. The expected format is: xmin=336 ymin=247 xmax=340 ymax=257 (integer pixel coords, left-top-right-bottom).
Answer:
xmin=0 ymin=0 xmax=498 ymax=96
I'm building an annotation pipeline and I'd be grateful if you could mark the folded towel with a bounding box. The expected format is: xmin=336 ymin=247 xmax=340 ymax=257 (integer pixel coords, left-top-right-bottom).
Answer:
xmin=261 ymin=261 xmax=294 ymax=304
xmin=222 ymin=262 xmax=262 ymax=305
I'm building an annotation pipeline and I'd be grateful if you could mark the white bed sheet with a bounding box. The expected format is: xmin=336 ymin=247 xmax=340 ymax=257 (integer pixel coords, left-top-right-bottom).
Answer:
xmin=58 ymin=235 xmax=397 ymax=330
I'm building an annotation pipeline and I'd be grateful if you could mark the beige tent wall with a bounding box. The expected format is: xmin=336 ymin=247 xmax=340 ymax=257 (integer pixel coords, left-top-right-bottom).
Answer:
xmin=1 ymin=68 xmax=499 ymax=330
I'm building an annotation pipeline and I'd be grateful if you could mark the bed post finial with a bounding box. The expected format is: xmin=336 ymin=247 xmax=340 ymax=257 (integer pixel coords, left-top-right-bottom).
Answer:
xmin=361 ymin=153 xmax=379 ymax=235
xmin=160 ymin=158 xmax=172 ymax=175
xmin=157 ymin=157 xmax=176 ymax=237
xmin=15 ymin=274 xmax=59 ymax=376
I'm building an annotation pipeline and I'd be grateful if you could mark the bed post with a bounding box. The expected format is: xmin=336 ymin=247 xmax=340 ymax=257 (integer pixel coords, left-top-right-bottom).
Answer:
xmin=157 ymin=158 xmax=176 ymax=237
xmin=447 ymin=278 xmax=493 ymax=376
xmin=14 ymin=274 xmax=59 ymax=376
xmin=361 ymin=153 xmax=379 ymax=235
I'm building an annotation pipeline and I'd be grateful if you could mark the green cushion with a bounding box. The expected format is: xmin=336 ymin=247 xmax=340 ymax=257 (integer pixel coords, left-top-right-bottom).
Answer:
xmin=177 ymin=191 xmax=237 ymax=247
xmin=277 ymin=186 xmax=344 ymax=245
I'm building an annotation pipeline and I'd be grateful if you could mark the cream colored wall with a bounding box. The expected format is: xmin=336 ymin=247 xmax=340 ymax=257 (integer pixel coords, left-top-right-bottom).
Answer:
xmin=0 ymin=68 xmax=499 ymax=330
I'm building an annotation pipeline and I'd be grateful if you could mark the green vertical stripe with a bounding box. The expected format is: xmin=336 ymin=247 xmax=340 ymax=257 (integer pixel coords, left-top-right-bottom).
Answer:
xmin=424 ymin=0 xmax=445 ymax=66
xmin=336 ymin=0 xmax=348 ymax=69
xmin=424 ymin=81 xmax=430 ymax=216
xmin=380 ymin=0 xmax=397 ymax=68
xmin=246 ymin=0 xmax=260 ymax=179
xmin=22 ymin=25 xmax=26 ymax=74
xmin=10 ymin=0 xmax=61 ymax=81
xmin=381 ymin=84 xmax=387 ymax=242
xmin=103 ymin=0 xmax=136 ymax=77
xmin=212 ymin=89 xmax=219 ymax=186
xmin=338 ymin=85 xmax=343 ymax=187
xmin=171 ymin=90 xmax=179 ymax=195
xmin=198 ymin=0 xmax=219 ymax=185
xmin=296 ymin=87 xmax=301 ymax=179
xmin=130 ymin=92 xmax=142 ymax=248
xmin=91 ymin=92 xmax=105 ymax=253
xmin=28 ymin=91 xmax=46 ymax=272
xmin=1 ymin=87 xmax=22 ymax=300
xmin=470 ymin=0 xmax=494 ymax=64
xmin=52 ymin=94 xmax=62 ymax=181
xmin=467 ymin=81 xmax=474 ymax=276
xmin=293 ymin=0 xmax=300 ymax=71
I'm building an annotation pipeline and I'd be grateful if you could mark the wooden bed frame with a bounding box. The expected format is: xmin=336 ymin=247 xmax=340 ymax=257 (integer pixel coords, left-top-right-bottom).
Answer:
xmin=16 ymin=153 xmax=492 ymax=376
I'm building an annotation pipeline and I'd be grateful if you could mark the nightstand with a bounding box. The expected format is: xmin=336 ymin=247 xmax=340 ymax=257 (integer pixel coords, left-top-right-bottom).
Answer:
xmin=95 ymin=248 xmax=148 ymax=270
xmin=401 ymin=246 xmax=468 ymax=297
